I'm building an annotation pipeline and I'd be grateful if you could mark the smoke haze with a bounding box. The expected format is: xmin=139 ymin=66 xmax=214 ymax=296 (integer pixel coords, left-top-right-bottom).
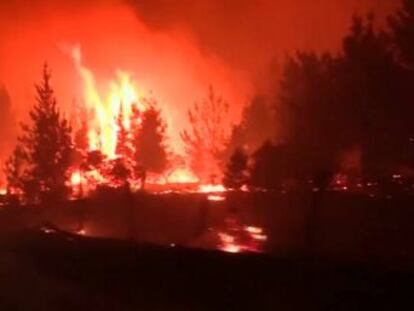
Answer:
xmin=0 ymin=0 xmax=400 ymax=183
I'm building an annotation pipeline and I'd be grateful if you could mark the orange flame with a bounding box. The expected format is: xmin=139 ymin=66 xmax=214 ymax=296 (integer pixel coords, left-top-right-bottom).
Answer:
xmin=68 ymin=46 xmax=225 ymax=193
xmin=71 ymin=46 xmax=146 ymax=158
xmin=167 ymin=167 xmax=199 ymax=184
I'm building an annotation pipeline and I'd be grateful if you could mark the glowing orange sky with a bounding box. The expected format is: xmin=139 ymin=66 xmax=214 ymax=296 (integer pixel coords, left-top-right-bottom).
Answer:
xmin=0 ymin=0 xmax=401 ymax=165
xmin=0 ymin=3 xmax=252 ymax=155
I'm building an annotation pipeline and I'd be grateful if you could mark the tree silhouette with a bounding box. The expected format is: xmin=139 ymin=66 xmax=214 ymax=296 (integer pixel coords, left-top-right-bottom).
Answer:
xmin=389 ymin=0 xmax=414 ymax=69
xmin=224 ymin=96 xmax=275 ymax=164
xmin=272 ymin=14 xmax=412 ymax=183
xmin=230 ymin=96 xmax=275 ymax=154
xmin=340 ymin=16 xmax=409 ymax=178
xmin=181 ymin=86 xmax=230 ymax=182
xmin=389 ymin=1 xmax=414 ymax=170
xmin=223 ymin=147 xmax=248 ymax=190
xmin=5 ymin=64 xmax=73 ymax=203
xmin=277 ymin=51 xmax=341 ymax=179
xmin=249 ymin=141 xmax=293 ymax=190
xmin=132 ymin=101 xmax=168 ymax=188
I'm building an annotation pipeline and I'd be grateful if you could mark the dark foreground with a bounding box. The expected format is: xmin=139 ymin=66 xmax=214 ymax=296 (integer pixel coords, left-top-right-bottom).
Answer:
xmin=1 ymin=227 xmax=413 ymax=311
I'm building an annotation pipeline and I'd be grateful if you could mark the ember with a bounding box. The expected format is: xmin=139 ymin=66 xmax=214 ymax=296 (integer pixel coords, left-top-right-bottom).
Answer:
xmin=217 ymin=219 xmax=267 ymax=254
xmin=167 ymin=168 xmax=199 ymax=184
xmin=198 ymin=184 xmax=226 ymax=193
xmin=207 ymin=194 xmax=226 ymax=202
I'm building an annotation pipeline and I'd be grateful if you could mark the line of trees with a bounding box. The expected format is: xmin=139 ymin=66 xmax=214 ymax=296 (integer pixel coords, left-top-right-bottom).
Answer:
xmin=4 ymin=1 xmax=414 ymax=202
xmin=224 ymin=2 xmax=414 ymax=190
xmin=4 ymin=65 xmax=170 ymax=204
xmin=4 ymin=65 xmax=234 ymax=204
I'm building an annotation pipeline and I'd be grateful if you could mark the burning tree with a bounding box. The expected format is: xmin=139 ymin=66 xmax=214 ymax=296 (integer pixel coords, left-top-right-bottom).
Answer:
xmin=132 ymin=101 xmax=168 ymax=188
xmin=181 ymin=86 xmax=230 ymax=182
xmin=115 ymin=102 xmax=132 ymax=158
xmin=5 ymin=64 xmax=73 ymax=203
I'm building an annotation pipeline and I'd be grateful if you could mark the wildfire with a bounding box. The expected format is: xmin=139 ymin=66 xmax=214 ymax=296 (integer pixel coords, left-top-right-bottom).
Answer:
xmin=207 ymin=194 xmax=226 ymax=202
xmin=198 ymin=184 xmax=226 ymax=193
xmin=198 ymin=184 xmax=227 ymax=202
xmin=167 ymin=168 xmax=199 ymax=184
xmin=77 ymin=228 xmax=87 ymax=236
xmin=218 ymin=233 xmax=241 ymax=253
xmin=217 ymin=219 xmax=267 ymax=254
xmin=71 ymin=46 xmax=147 ymax=159
xmin=65 ymin=46 xmax=232 ymax=197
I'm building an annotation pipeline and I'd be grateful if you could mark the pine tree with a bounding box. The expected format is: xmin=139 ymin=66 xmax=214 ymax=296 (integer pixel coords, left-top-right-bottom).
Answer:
xmin=132 ymin=102 xmax=168 ymax=188
xmin=223 ymin=147 xmax=248 ymax=190
xmin=389 ymin=0 xmax=414 ymax=69
xmin=6 ymin=64 xmax=73 ymax=203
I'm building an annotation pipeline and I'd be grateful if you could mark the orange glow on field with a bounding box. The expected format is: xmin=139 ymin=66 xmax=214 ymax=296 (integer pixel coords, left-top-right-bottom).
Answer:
xmin=217 ymin=220 xmax=267 ymax=254
xmin=198 ymin=184 xmax=227 ymax=193
xmin=207 ymin=194 xmax=226 ymax=202
xmin=245 ymin=226 xmax=263 ymax=234
xmin=218 ymin=233 xmax=241 ymax=253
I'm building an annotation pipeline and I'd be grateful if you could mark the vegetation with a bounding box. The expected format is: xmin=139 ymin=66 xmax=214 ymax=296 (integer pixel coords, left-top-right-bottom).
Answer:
xmin=223 ymin=95 xmax=274 ymax=163
xmin=223 ymin=148 xmax=248 ymax=190
xmin=132 ymin=101 xmax=168 ymax=188
xmin=4 ymin=2 xmax=414 ymax=197
xmin=181 ymin=86 xmax=230 ymax=183
xmin=242 ymin=10 xmax=414 ymax=190
xmin=5 ymin=65 xmax=73 ymax=203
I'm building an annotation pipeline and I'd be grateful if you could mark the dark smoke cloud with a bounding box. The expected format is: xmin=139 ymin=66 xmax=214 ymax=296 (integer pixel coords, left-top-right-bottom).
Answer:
xmin=127 ymin=0 xmax=400 ymax=89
